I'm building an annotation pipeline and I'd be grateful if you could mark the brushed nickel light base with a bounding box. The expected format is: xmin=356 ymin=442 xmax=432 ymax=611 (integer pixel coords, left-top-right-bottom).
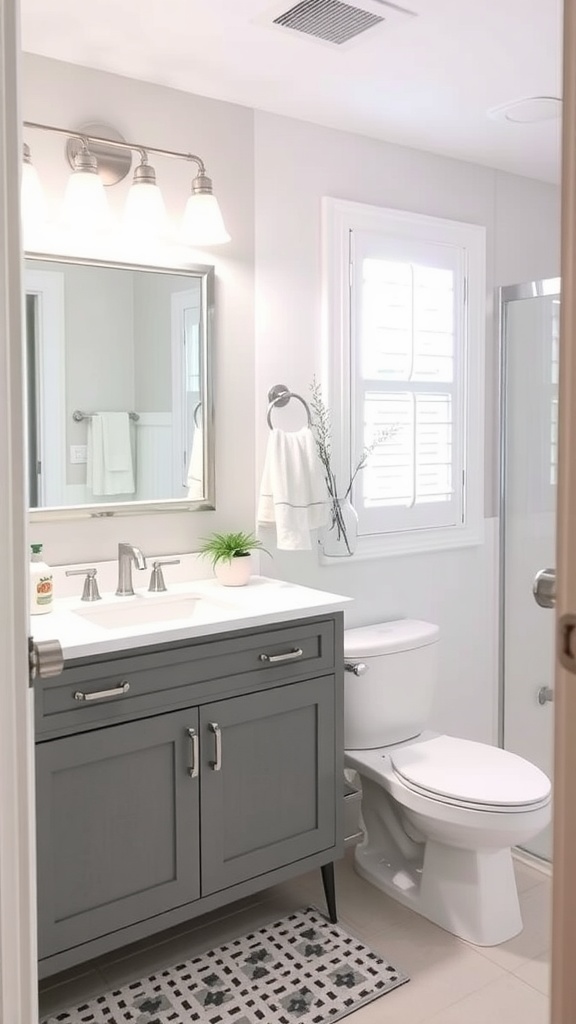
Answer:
xmin=65 ymin=123 xmax=132 ymax=185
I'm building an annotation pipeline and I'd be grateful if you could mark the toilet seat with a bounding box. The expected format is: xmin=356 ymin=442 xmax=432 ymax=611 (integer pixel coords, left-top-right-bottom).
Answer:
xmin=390 ymin=735 xmax=551 ymax=812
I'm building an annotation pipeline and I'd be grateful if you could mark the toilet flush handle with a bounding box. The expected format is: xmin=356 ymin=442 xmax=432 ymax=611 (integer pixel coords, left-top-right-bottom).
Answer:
xmin=344 ymin=662 xmax=367 ymax=676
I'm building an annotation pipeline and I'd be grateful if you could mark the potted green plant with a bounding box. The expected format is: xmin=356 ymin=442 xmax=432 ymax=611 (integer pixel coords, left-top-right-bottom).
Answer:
xmin=198 ymin=531 xmax=269 ymax=586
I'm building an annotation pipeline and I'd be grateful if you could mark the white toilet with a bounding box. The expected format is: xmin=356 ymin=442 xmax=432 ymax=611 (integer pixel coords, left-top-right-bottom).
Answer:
xmin=344 ymin=619 xmax=551 ymax=946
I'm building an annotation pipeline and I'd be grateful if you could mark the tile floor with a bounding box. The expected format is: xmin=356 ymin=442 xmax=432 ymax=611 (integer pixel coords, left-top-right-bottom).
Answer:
xmin=38 ymin=851 xmax=552 ymax=1024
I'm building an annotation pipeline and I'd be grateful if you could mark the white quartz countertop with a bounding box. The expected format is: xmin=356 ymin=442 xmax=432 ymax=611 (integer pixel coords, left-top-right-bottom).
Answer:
xmin=30 ymin=576 xmax=352 ymax=661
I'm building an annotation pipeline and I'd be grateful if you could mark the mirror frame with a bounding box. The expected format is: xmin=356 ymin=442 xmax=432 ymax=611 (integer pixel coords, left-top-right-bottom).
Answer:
xmin=26 ymin=253 xmax=216 ymax=520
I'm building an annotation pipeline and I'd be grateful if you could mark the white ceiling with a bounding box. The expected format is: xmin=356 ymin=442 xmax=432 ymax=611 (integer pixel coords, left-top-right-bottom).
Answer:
xmin=20 ymin=0 xmax=563 ymax=183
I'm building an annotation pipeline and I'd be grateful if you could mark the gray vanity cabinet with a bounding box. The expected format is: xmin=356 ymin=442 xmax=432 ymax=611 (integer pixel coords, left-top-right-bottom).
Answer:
xmin=35 ymin=613 xmax=344 ymax=978
xmin=36 ymin=708 xmax=201 ymax=959
xmin=200 ymin=676 xmax=335 ymax=894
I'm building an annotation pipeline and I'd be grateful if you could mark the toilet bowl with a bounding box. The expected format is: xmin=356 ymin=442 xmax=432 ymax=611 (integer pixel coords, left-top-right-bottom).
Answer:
xmin=344 ymin=621 xmax=551 ymax=946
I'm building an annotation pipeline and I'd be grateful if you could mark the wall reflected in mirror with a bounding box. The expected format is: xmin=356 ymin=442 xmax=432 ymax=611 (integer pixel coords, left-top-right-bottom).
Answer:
xmin=25 ymin=256 xmax=214 ymax=516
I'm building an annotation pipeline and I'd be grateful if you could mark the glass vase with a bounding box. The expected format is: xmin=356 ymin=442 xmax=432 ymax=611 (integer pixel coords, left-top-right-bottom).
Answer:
xmin=320 ymin=497 xmax=359 ymax=558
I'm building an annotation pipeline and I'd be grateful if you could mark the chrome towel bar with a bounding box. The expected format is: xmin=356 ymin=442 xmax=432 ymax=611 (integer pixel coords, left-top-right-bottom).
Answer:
xmin=73 ymin=409 xmax=140 ymax=422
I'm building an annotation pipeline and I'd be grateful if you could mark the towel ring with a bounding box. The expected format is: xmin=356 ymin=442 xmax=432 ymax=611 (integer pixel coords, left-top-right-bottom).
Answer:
xmin=193 ymin=402 xmax=202 ymax=428
xmin=266 ymin=385 xmax=312 ymax=430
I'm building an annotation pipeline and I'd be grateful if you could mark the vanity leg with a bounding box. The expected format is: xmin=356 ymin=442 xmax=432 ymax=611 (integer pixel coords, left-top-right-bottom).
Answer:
xmin=321 ymin=862 xmax=337 ymax=924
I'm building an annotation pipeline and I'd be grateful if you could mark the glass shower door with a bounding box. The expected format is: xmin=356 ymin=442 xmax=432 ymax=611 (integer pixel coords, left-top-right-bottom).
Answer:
xmin=501 ymin=279 xmax=560 ymax=861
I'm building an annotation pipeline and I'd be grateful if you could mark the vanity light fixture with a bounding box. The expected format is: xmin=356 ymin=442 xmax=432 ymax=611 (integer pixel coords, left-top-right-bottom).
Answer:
xmin=62 ymin=140 xmax=112 ymax=231
xmin=22 ymin=120 xmax=231 ymax=246
xmin=182 ymin=171 xmax=231 ymax=246
xmin=21 ymin=142 xmax=47 ymax=232
xmin=123 ymin=154 xmax=167 ymax=238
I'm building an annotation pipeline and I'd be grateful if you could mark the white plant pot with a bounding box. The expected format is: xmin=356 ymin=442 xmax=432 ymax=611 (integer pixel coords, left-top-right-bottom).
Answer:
xmin=214 ymin=554 xmax=252 ymax=587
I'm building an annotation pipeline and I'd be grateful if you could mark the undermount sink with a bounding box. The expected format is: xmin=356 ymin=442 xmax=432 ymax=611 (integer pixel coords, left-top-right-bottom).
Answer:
xmin=73 ymin=592 xmax=230 ymax=631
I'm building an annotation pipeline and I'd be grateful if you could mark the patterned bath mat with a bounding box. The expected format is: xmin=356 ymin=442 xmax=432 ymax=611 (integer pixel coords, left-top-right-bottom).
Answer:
xmin=41 ymin=906 xmax=409 ymax=1024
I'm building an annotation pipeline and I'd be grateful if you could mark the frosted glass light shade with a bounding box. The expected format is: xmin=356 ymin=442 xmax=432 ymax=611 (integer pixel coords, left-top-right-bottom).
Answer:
xmin=181 ymin=192 xmax=231 ymax=246
xmin=62 ymin=169 xmax=111 ymax=231
xmin=21 ymin=159 xmax=47 ymax=232
xmin=123 ymin=180 xmax=167 ymax=238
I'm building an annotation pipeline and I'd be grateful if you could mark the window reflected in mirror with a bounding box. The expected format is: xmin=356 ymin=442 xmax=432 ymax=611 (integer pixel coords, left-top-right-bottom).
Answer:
xmin=25 ymin=256 xmax=214 ymax=517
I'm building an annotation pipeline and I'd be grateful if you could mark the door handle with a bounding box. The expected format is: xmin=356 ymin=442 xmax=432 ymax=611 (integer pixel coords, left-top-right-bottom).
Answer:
xmin=209 ymin=722 xmax=222 ymax=771
xmin=533 ymin=568 xmax=556 ymax=609
xmin=537 ymin=686 xmax=554 ymax=705
xmin=28 ymin=636 xmax=64 ymax=683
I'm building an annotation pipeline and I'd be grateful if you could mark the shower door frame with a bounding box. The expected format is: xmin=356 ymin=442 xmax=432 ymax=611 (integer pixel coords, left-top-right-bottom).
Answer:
xmin=497 ymin=277 xmax=561 ymax=754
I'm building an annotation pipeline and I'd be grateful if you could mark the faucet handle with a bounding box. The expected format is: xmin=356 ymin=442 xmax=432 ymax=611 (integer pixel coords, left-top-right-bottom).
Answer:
xmin=66 ymin=567 xmax=101 ymax=602
xmin=148 ymin=559 xmax=181 ymax=593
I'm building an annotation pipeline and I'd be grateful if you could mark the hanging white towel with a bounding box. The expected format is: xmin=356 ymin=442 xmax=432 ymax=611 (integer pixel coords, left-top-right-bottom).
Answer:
xmin=257 ymin=427 xmax=329 ymax=550
xmin=87 ymin=412 xmax=136 ymax=496
xmin=186 ymin=425 xmax=204 ymax=499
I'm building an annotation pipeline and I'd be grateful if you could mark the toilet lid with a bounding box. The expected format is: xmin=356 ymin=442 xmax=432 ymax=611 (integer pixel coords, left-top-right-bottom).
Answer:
xmin=390 ymin=736 xmax=551 ymax=808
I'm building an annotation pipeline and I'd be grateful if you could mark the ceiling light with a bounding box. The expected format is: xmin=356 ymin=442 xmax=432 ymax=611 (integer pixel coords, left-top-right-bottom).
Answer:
xmin=123 ymin=154 xmax=167 ymax=238
xmin=21 ymin=143 xmax=47 ymax=236
xmin=182 ymin=172 xmax=231 ymax=246
xmin=62 ymin=143 xmax=111 ymax=231
xmin=22 ymin=120 xmax=231 ymax=248
xmin=488 ymin=97 xmax=562 ymax=125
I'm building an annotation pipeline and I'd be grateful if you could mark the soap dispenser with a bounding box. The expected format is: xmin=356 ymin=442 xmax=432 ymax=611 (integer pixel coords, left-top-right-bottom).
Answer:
xmin=30 ymin=543 xmax=53 ymax=615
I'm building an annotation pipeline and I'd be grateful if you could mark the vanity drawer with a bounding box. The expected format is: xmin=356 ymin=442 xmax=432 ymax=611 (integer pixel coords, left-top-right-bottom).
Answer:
xmin=35 ymin=617 xmax=337 ymax=737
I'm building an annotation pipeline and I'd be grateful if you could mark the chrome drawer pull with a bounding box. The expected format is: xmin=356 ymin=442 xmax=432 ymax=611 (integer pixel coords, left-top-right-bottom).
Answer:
xmin=209 ymin=722 xmax=222 ymax=771
xmin=74 ymin=681 xmax=130 ymax=702
xmin=187 ymin=728 xmax=199 ymax=778
xmin=259 ymin=648 xmax=303 ymax=664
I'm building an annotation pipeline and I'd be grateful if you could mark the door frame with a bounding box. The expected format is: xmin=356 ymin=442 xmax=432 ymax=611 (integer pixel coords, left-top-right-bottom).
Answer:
xmin=552 ymin=0 xmax=576 ymax=1018
xmin=0 ymin=0 xmax=40 ymax=1021
xmin=23 ymin=267 xmax=66 ymax=506
xmin=1 ymin=1 xmax=575 ymax=1022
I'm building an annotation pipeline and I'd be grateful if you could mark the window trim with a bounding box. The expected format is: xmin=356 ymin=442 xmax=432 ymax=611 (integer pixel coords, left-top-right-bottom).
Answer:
xmin=321 ymin=197 xmax=486 ymax=560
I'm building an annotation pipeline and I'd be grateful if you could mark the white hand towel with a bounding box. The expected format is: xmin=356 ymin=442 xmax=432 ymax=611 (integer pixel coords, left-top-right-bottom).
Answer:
xmin=87 ymin=413 xmax=136 ymax=496
xmin=257 ymin=427 xmax=329 ymax=550
xmin=186 ymin=425 xmax=204 ymax=499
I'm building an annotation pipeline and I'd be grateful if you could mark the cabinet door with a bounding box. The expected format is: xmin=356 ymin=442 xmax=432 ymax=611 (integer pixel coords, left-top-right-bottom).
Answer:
xmin=36 ymin=708 xmax=200 ymax=959
xmin=200 ymin=676 xmax=336 ymax=895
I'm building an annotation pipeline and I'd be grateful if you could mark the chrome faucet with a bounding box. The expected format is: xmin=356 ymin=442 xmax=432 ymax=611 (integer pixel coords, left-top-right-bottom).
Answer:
xmin=116 ymin=543 xmax=147 ymax=596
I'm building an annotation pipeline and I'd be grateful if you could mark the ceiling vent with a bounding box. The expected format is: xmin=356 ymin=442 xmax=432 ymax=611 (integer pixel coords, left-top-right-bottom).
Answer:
xmin=262 ymin=0 xmax=416 ymax=48
xmin=488 ymin=97 xmax=562 ymax=125
xmin=274 ymin=0 xmax=381 ymax=45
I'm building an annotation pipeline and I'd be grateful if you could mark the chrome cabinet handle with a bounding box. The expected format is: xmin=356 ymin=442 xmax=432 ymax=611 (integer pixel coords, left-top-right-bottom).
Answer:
xmin=209 ymin=722 xmax=222 ymax=771
xmin=187 ymin=727 xmax=199 ymax=777
xmin=258 ymin=648 xmax=303 ymax=664
xmin=74 ymin=681 xmax=130 ymax=702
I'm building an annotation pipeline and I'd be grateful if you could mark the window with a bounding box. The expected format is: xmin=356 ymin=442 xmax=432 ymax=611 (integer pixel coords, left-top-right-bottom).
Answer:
xmin=322 ymin=199 xmax=485 ymax=557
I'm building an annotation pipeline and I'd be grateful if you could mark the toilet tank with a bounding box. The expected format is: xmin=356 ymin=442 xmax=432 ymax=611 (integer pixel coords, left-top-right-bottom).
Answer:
xmin=344 ymin=620 xmax=440 ymax=749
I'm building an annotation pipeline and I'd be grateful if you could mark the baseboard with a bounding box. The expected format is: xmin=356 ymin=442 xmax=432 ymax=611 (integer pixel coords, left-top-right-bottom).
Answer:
xmin=513 ymin=846 xmax=553 ymax=878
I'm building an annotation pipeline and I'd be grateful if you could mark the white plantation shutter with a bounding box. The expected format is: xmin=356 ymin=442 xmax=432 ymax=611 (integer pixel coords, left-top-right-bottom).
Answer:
xmin=323 ymin=199 xmax=484 ymax=557
xmin=350 ymin=231 xmax=466 ymax=535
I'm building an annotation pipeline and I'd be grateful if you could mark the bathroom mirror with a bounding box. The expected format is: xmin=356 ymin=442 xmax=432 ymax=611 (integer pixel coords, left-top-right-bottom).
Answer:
xmin=25 ymin=254 xmax=215 ymax=519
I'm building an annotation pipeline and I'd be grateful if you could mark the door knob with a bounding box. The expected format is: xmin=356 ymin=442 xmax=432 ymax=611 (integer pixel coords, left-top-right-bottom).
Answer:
xmin=537 ymin=686 xmax=554 ymax=705
xmin=28 ymin=637 xmax=64 ymax=681
xmin=533 ymin=568 xmax=556 ymax=609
